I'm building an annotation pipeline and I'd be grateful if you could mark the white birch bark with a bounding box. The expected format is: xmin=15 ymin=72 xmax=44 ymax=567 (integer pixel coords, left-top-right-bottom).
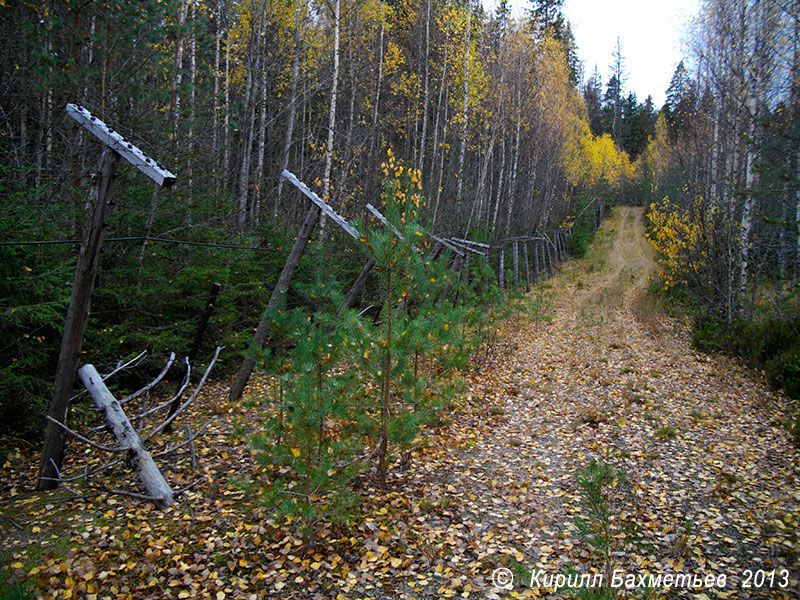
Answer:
xmin=320 ymin=0 xmax=341 ymax=236
xmin=276 ymin=0 xmax=305 ymax=216
xmin=254 ymin=41 xmax=269 ymax=226
xmin=418 ymin=0 xmax=432 ymax=183
xmin=213 ymin=3 xmax=222 ymax=196
xmin=236 ymin=1 xmax=265 ymax=228
xmin=223 ymin=18 xmax=231 ymax=195
xmin=738 ymin=0 xmax=763 ymax=309
xmin=455 ymin=8 xmax=472 ymax=213
xmin=506 ymin=69 xmax=522 ymax=236
xmin=188 ymin=1 xmax=196 ymax=199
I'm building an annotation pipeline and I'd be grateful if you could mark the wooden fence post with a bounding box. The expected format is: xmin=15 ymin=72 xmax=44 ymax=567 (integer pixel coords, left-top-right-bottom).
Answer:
xmin=439 ymin=253 xmax=465 ymax=306
xmin=230 ymin=170 xmax=364 ymax=402
xmin=38 ymin=105 xmax=176 ymax=492
xmin=188 ymin=282 xmax=221 ymax=365
xmin=523 ymin=241 xmax=530 ymax=292
xmin=344 ymin=258 xmax=377 ymax=309
xmin=551 ymin=233 xmax=559 ymax=266
xmin=165 ymin=281 xmax=221 ymax=432
xmin=498 ymin=246 xmax=505 ymax=289
xmin=513 ymin=240 xmax=519 ymax=288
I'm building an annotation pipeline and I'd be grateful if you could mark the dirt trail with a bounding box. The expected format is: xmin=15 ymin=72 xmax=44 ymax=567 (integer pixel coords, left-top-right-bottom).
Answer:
xmin=427 ymin=206 xmax=800 ymax=599
xmin=564 ymin=205 xmax=652 ymax=311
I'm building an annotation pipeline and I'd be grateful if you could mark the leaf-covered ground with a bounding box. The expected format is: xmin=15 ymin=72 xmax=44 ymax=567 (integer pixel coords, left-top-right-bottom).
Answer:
xmin=2 ymin=207 xmax=798 ymax=599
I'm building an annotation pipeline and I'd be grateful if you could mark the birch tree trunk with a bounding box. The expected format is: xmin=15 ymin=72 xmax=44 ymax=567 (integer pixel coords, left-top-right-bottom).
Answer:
xmin=737 ymin=0 xmax=763 ymax=312
xmin=431 ymin=43 xmax=448 ymax=229
xmin=236 ymin=1 xmax=265 ymax=229
xmin=339 ymin=5 xmax=356 ymax=201
xmin=137 ymin=3 xmax=188 ymax=291
xmin=169 ymin=0 xmax=188 ymax=151
xmin=491 ymin=137 xmax=506 ymax=232
xmin=321 ymin=0 xmax=341 ymax=211
xmin=418 ymin=0 xmax=432 ymax=183
xmin=455 ymin=8 xmax=472 ymax=216
xmin=253 ymin=40 xmax=269 ymax=227
xmin=213 ymin=3 xmax=222 ymax=198
xmin=506 ymin=69 xmax=522 ymax=236
xmin=365 ymin=0 xmax=386 ymax=198
xmin=791 ymin=2 xmax=800 ymax=283
xmin=188 ymin=1 xmax=196 ymax=199
xmin=465 ymin=131 xmax=496 ymax=234
xmin=223 ymin=16 xmax=231 ymax=198
xmin=276 ymin=0 xmax=304 ymax=217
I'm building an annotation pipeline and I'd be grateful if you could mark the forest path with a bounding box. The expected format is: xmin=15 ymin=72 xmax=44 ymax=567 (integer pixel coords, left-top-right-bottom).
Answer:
xmin=414 ymin=206 xmax=800 ymax=599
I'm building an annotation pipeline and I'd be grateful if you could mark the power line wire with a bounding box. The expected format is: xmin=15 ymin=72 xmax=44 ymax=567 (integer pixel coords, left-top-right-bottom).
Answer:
xmin=0 ymin=236 xmax=282 ymax=252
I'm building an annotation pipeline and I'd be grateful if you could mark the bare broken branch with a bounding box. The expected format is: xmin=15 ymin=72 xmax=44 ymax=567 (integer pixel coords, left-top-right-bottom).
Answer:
xmin=134 ymin=361 xmax=193 ymax=422
xmin=154 ymin=418 xmax=214 ymax=459
xmin=39 ymin=458 xmax=123 ymax=484
xmin=174 ymin=478 xmax=204 ymax=497
xmin=45 ymin=416 xmax=126 ymax=453
xmin=120 ymin=352 xmax=176 ymax=405
xmin=48 ymin=459 xmax=83 ymax=497
xmin=106 ymin=486 xmax=164 ymax=503
xmin=105 ymin=350 xmax=149 ymax=379
xmin=145 ymin=346 xmax=222 ymax=441
xmin=69 ymin=350 xmax=148 ymax=404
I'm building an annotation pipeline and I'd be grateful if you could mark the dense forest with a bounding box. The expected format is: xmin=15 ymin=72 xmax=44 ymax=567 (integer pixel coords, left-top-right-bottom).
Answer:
xmin=1 ymin=0 xmax=646 ymax=441
xmin=0 ymin=0 xmax=800 ymax=466
xmin=1 ymin=0 xmax=800 ymax=488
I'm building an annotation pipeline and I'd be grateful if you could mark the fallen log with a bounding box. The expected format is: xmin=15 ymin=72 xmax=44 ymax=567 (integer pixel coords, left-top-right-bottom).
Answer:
xmin=78 ymin=364 xmax=175 ymax=508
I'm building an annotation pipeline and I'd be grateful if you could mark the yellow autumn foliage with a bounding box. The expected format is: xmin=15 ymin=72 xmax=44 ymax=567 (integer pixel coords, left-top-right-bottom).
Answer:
xmin=563 ymin=118 xmax=634 ymax=188
xmin=646 ymin=196 xmax=711 ymax=288
xmin=635 ymin=112 xmax=671 ymax=194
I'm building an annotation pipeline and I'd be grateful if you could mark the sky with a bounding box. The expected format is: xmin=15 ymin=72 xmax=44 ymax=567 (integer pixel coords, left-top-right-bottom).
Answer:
xmin=561 ymin=0 xmax=701 ymax=107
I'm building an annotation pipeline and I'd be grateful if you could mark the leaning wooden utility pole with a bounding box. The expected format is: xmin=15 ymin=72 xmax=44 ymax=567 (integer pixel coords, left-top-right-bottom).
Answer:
xmin=228 ymin=169 xmax=361 ymax=402
xmin=37 ymin=104 xmax=176 ymax=491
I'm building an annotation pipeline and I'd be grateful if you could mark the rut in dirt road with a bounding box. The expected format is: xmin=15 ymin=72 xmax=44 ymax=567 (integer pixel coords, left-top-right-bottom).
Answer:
xmin=427 ymin=206 xmax=799 ymax=598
